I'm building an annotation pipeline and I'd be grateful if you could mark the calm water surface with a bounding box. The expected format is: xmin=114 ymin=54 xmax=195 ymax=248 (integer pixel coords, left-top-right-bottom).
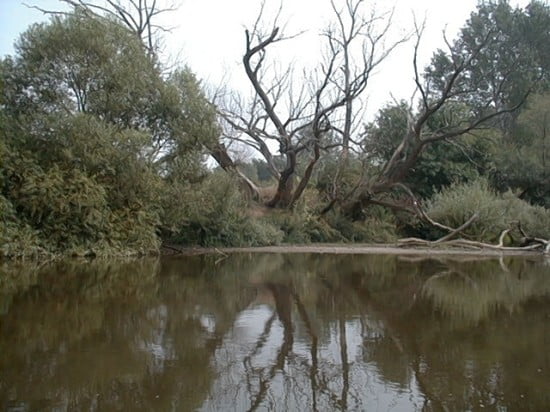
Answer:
xmin=1 ymin=253 xmax=549 ymax=411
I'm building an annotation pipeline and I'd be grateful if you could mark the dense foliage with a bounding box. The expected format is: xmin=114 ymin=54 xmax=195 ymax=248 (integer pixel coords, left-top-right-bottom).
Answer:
xmin=1 ymin=13 xmax=214 ymax=257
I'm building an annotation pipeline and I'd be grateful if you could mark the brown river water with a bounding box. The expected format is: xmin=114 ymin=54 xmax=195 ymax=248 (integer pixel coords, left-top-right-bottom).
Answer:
xmin=1 ymin=253 xmax=549 ymax=411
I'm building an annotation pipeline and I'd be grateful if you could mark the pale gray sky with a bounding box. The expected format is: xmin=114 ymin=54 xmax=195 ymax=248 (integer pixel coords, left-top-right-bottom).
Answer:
xmin=0 ymin=0 xmax=531 ymax=114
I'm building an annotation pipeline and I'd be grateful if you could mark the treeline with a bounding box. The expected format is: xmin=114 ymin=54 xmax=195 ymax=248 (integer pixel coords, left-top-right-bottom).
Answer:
xmin=1 ymin=1 xmax=549 ymax=258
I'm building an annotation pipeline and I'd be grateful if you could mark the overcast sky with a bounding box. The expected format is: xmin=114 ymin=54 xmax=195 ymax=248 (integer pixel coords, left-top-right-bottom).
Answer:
xmin=0 ymin=0 xmax=531 ymax=116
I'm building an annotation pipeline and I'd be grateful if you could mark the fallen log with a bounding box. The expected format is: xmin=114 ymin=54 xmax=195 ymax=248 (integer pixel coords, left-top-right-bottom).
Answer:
xmin=398 ymin=229 xmax=549 ymax=254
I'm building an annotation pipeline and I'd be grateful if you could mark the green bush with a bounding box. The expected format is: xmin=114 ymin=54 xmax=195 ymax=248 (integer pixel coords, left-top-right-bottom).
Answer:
xmin=262 ymin=197 xmax=398 ymax=245
xmin=1 ymin=85 xmax=166 ymax=258
xmin=424 ymin=178 xmax=550 ymax=241
xmin=265 ymin=209 xmax=342 ymax=244
xmin=0 ymin=195 xmax=44 ymax=258
xmin=326 ymin=206 xmax=399 ymax=243
xmin=165 ymin=173 xmax=283 ymax=247
xmin=1 ymin=148 xmax=160 ymax=258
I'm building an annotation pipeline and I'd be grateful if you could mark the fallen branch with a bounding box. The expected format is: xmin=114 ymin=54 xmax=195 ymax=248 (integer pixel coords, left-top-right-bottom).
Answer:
xmin=397 ymin=238 xmax=550 ymax=253
xmin=398 ymin=233 xmax=548 ymax=253
xmin=433 ymin=213 xmax=479 ymax=243
xmin=497 ymin=228 xmax=511 ymax=248
xmin=392 ymin=183 xmax=476 ymax=238
xmin=397 ymin=205 xmax=549 ymax=254
xmin=517 ymin=222 xmax=550 ymax=252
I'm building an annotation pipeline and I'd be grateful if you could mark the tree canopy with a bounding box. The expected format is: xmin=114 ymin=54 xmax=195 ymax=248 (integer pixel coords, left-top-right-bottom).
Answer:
xmin=1 ymin=11 xmax=216 ymax=257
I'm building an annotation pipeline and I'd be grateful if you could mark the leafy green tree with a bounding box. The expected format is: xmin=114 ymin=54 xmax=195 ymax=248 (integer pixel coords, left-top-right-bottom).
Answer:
xmin=253 ymin=160 xmax=274 ymax=183
xmin=8 ymin=13 xmax=155 ymax=119
xmin=1 ymin=12 xmax=217 ymax=256
xmin=491 ymin=93 xmax=550 ymax=206
xmin=157 ymin=68 xmax=218 ymax=177
xmin=425 ymin=1 xmax=550 ymax=132
xmin=4 ymin=13 xmax=211 ymax=169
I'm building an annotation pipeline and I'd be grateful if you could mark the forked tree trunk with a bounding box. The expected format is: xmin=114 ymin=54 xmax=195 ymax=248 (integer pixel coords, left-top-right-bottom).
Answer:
xmin=267 ymin=168 xmax=295 ymax=208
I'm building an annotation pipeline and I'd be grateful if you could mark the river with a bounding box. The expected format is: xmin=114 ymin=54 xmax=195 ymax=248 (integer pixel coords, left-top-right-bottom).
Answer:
xmin=1 ymin=253 xmax=549 ymax=411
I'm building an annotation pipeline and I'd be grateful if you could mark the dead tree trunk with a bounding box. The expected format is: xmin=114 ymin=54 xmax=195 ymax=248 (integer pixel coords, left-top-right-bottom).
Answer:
xmin=217 ymin=0 xmax=404 ymax=209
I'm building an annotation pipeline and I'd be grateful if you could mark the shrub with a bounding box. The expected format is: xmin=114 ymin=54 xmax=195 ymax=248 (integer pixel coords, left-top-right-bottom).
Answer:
xmin=0 ymin=195 xmax=44 ymax=258
xmin=424 ymin=178 xmax=550 ymax=241
xmin=165 ymin=173 xmax=283 ymax=247
xmin=265 ymin=209 xmax=342 ymax=244
xmin=326 ymin=206 xmax=399 ymax=243
xmin=1 ymin=150 xmax=160 ymax=258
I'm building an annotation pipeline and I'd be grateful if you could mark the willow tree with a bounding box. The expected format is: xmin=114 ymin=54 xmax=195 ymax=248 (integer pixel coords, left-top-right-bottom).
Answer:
xmin=1 ymin=11 xmax=216 ymax=256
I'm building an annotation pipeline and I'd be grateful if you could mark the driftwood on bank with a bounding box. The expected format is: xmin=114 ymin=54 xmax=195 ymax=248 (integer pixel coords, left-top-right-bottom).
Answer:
xmin=398 ymin=218 xmax=550 ymax=254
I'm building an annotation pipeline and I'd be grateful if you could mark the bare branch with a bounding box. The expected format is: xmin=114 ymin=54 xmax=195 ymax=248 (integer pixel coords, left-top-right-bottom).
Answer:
xmin=29 ymin=0 xmax=181 ymax=56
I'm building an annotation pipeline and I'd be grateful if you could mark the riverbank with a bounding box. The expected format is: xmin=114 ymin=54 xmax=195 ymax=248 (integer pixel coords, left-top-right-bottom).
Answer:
xmin=161 ymin=243 xmax=547 ymax=257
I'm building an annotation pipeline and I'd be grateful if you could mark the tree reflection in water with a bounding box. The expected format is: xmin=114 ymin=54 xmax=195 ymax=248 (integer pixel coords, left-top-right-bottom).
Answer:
xmin=0 ymin=254 xmax=549 ymax=410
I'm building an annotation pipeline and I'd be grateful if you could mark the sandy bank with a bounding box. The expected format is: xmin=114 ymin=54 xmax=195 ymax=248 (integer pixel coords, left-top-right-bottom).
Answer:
xmin=162 ymin=243 xmax=546 ymax=258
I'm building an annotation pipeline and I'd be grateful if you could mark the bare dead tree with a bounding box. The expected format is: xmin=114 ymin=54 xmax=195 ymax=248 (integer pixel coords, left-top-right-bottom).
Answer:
xmin=26 ymin=0 xmax=179 ymax=56
xmin=217 ymin=0 xmax=406 ymax=209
